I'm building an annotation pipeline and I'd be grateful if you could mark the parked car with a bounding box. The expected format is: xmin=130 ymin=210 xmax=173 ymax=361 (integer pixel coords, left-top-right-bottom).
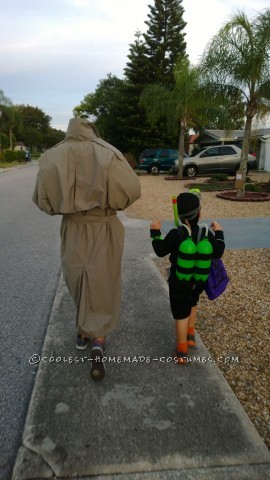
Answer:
xmin=170 ymin=145 xmax=257 ymax=178
xmin=137 ymin=148 xmax=188 ymax=174
xmin=25 ymin=150 xmax=31 ymax=162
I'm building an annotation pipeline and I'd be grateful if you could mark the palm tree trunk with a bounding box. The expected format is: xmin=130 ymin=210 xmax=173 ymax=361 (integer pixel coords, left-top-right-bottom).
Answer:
xmin=9 ymin=127 xmax=13 ymax=149
xmin=237 ymin=114 xmax=252 ymax=198
xmin=177 ymin=122 xmax=186 ymax=179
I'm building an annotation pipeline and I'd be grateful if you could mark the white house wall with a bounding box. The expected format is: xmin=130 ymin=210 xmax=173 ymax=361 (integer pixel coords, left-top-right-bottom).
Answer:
xmin=265 ymin=141 xmax=270 ymax=172
xmin=260 ymin=137 xmax=270 ymax=172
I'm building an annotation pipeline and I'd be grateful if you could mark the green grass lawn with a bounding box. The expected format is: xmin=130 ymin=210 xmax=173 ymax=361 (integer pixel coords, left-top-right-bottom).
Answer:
xmin=0 ymin=162 xmax=28 ymax=169
xmin=187 ymin=182 xmax=235 ymax=191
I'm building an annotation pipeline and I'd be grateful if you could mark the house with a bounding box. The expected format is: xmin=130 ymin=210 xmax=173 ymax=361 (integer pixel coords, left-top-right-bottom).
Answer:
xmin=259 ymin=135 xmax=270 ymax=172
xmin=186 ymin=134 xmax=199 ymax=155
xmin=194 ymin=128 xmax=270 ymax=172
xmin=14 ymin=141 xmax=27 ymax=152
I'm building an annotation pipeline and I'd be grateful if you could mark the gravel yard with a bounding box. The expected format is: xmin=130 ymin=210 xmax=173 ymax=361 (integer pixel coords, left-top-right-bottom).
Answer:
xmin=126 ymin=171 xmax=270 ymax=220
xmin=125 ymin=172 xmax=270 ymax=450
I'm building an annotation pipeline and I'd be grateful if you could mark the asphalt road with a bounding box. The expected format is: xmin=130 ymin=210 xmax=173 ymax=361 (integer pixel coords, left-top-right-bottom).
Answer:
xmin=0 ymin=163 xmax=61 ymax=480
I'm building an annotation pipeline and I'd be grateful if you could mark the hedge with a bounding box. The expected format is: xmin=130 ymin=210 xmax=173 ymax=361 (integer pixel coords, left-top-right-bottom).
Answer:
xmin=0 ymin=150 xmax=26 ymax=163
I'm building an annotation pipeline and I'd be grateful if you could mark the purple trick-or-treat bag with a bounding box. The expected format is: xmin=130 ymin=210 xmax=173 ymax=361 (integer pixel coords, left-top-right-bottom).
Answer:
xmin=205 ymin=258 xmax=229 ymax=300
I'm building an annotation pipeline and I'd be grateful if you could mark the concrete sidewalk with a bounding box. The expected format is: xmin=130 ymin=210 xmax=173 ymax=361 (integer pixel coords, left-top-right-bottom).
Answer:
xmin=12 ymin=214 xmax=270 ymax=480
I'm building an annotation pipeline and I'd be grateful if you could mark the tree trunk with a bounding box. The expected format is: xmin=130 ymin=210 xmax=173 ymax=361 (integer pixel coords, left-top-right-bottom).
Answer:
xmin=9 ymin=128 xmax=13 ymax=149
xmin=237 ymin=114 xmax=253 ymax=198
xmin=177 ymin=122 xmax=186 ymax=179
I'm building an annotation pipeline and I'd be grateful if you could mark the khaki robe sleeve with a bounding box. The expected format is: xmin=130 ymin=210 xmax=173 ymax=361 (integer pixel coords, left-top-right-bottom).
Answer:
xmin=32 ymin=171 xmax=55 ymax=215
xmin=107 ymin=155 xmax=141 ymax=210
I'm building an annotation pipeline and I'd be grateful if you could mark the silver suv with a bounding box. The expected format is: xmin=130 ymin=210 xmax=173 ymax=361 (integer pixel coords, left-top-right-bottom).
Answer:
xmin=172 ymin=145 xmax=257 ymax=178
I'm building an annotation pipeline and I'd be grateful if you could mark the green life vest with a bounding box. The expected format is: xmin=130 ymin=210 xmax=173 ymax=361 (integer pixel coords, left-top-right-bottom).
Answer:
xmin=176 ymin=224 xmax=213 ymax=283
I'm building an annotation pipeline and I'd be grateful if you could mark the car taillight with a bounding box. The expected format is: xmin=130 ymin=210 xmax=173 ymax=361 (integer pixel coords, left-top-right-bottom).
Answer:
xmin=139 ymin=159 xmax=145 ymax=164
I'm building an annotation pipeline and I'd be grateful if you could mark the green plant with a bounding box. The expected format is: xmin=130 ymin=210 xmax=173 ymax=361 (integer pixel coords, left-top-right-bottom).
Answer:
xmin=0 ymin=149 xmax=25 ymax=163
xmin=188 ymin=183 xmax=234 ymax=191
xmin=200 ymin=9 xmax=270 ymax=196
xmin=209 ymin=173 xmax=229 ymax=182
xmin=245 ymin=183 xmax=261 ymax=192
xmin=167 ymin=170 xmax=177 ymax=176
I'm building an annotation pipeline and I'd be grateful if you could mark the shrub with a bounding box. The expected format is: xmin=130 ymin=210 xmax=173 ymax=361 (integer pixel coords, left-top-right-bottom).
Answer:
xmin=0 ymin=150 xmax=26 ymax=163
xmin=245 ymin=183 xmax=261 ymax=192
xmin=124 ymin=153 xmax=137 ymax=169
xmin=209 ymin=173 xmax=229 ymax=182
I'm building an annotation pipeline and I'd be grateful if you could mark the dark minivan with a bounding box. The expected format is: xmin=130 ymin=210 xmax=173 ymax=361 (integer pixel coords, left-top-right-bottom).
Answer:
xmin=138 ymin=148 xmax=187 ymax=174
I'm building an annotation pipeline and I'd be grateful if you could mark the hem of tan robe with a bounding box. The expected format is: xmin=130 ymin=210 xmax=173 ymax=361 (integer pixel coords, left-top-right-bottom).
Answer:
xmin=77 ymin=322 xmax=120 ymax=339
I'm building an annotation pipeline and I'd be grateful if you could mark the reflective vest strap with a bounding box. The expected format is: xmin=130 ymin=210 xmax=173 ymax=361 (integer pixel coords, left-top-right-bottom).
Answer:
xmin=194 ymin=266 xmax=211 ymax=275
xmin=196 ymin=252 xmax=212 ymax=261
xmin=176 ymin=264 xmax=194 ymax=275
xmin=178 ymin=251 xmax=197 ymax=261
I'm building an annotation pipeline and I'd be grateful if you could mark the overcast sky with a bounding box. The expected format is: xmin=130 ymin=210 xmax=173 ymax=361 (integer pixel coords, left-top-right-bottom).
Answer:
xmin=1 ymin=0 xmax=269 ymax=132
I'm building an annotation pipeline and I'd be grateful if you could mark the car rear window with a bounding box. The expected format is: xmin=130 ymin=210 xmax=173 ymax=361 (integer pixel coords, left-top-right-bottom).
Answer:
xmin=140 ymin=149 xmax=157 ymax=159
xmin=204 ymin=147 xmax=219 ymax=156
xmin=220 ymin=146 xmax=236 ymax=155
xmin=159 ymin=150 xmax=170 ymax=157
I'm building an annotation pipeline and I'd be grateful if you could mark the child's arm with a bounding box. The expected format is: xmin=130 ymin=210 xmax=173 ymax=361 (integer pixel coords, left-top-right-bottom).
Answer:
xmin=150 ymin=219 xmax=163 ymax=244
xmin=210 ymin=221 xmax=223 ymax=232
xmin=150 ymin=220 xmax=176 ymax=257
xmin=150 ymin=220 xmax=161 ymax=232
xmin=208 ymin=221 xmax=225 ymax=258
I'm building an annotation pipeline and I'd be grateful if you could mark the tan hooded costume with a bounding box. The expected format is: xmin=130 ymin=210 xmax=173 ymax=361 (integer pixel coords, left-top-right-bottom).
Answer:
xmin=33 ymin=118 xmax=141 ymax=337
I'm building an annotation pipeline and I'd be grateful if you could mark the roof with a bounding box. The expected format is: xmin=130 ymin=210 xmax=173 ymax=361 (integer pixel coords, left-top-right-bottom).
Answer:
xmin=203 ymin=128 xmax=270 ymax=140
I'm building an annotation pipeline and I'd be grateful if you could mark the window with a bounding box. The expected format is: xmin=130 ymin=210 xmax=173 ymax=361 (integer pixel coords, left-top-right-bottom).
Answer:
xmin=159 ymin=150 xmax=170 ymax=158
xmin=141 ymin=149 xmax=157 ymax=159
xmin=203 ymin=147 xmax=219 ymax=157
xmin=220 ymin=146 xmax=237 ymax=155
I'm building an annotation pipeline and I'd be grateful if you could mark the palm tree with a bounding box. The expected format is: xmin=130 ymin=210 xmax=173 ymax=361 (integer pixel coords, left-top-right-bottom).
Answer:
xmin=0 ymin=90 xmax=12 ymax=107
xmin=200 ymin=9 xmax=270 ymax=196
xmin=4 ymin=106 xmax=23 ymax=149
xmin=140 ymin=58 xmax=211 ymax=179
xmin=0 ymin=92 xmax=23 ymax=149
xmin=0 ymin=90 xmax=12 ymax=151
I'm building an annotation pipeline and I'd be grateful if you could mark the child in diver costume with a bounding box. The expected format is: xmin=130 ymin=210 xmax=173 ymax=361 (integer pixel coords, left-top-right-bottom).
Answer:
xmin=150 ymin=192 xmax=225 ymax=363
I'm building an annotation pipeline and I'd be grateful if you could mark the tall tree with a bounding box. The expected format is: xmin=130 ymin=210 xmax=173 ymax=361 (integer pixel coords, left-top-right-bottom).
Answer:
xmin=44 ymin=127 xmax=65 ymax=149
xmin=200 ymin=9 xmax=270 ymax=196
xmin=141 ymin=58 xmax=219 ymax=178
xmin=122 ymin=31 xmax=166 ymax=154
xmin=1 ymin=106 xmax=23 ymax=149
xmin=194 ymin=88 xmax=245 ymax=131
xmin=14 ymin=105 xmax=52 ymax=150
xmin=17 ymin=105 xmax=51 ymax=132
xmin=144 ymin=0 xmax=187 ymax=85
xmin=73 ymin=74 xmax=127 ymax=148
xmin=124 ymin=30 xmax=150 ymax=87
xmin=123 ymin=0 xmax=187 ymax=153
xmin=0 ymin=90 xmax=12 ymax=107
xmin=73 ymin=1 xmax=188 ymax=155
xmin=0 ymin=91 xmax=13 ymax=150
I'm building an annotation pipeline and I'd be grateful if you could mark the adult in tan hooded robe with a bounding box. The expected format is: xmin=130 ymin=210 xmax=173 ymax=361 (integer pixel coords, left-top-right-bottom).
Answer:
xmin=33 ymin=118 xmax=141 ymax=380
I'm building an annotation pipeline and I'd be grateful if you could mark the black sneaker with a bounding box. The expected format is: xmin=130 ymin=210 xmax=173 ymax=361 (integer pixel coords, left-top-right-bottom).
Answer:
xmin=90 ymin=343 xmax=105 ymax=381
xmin=76 ymin=335 xmax=90 ymax=351
xmin=175 ymin=350 xmax=187 ymax=364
